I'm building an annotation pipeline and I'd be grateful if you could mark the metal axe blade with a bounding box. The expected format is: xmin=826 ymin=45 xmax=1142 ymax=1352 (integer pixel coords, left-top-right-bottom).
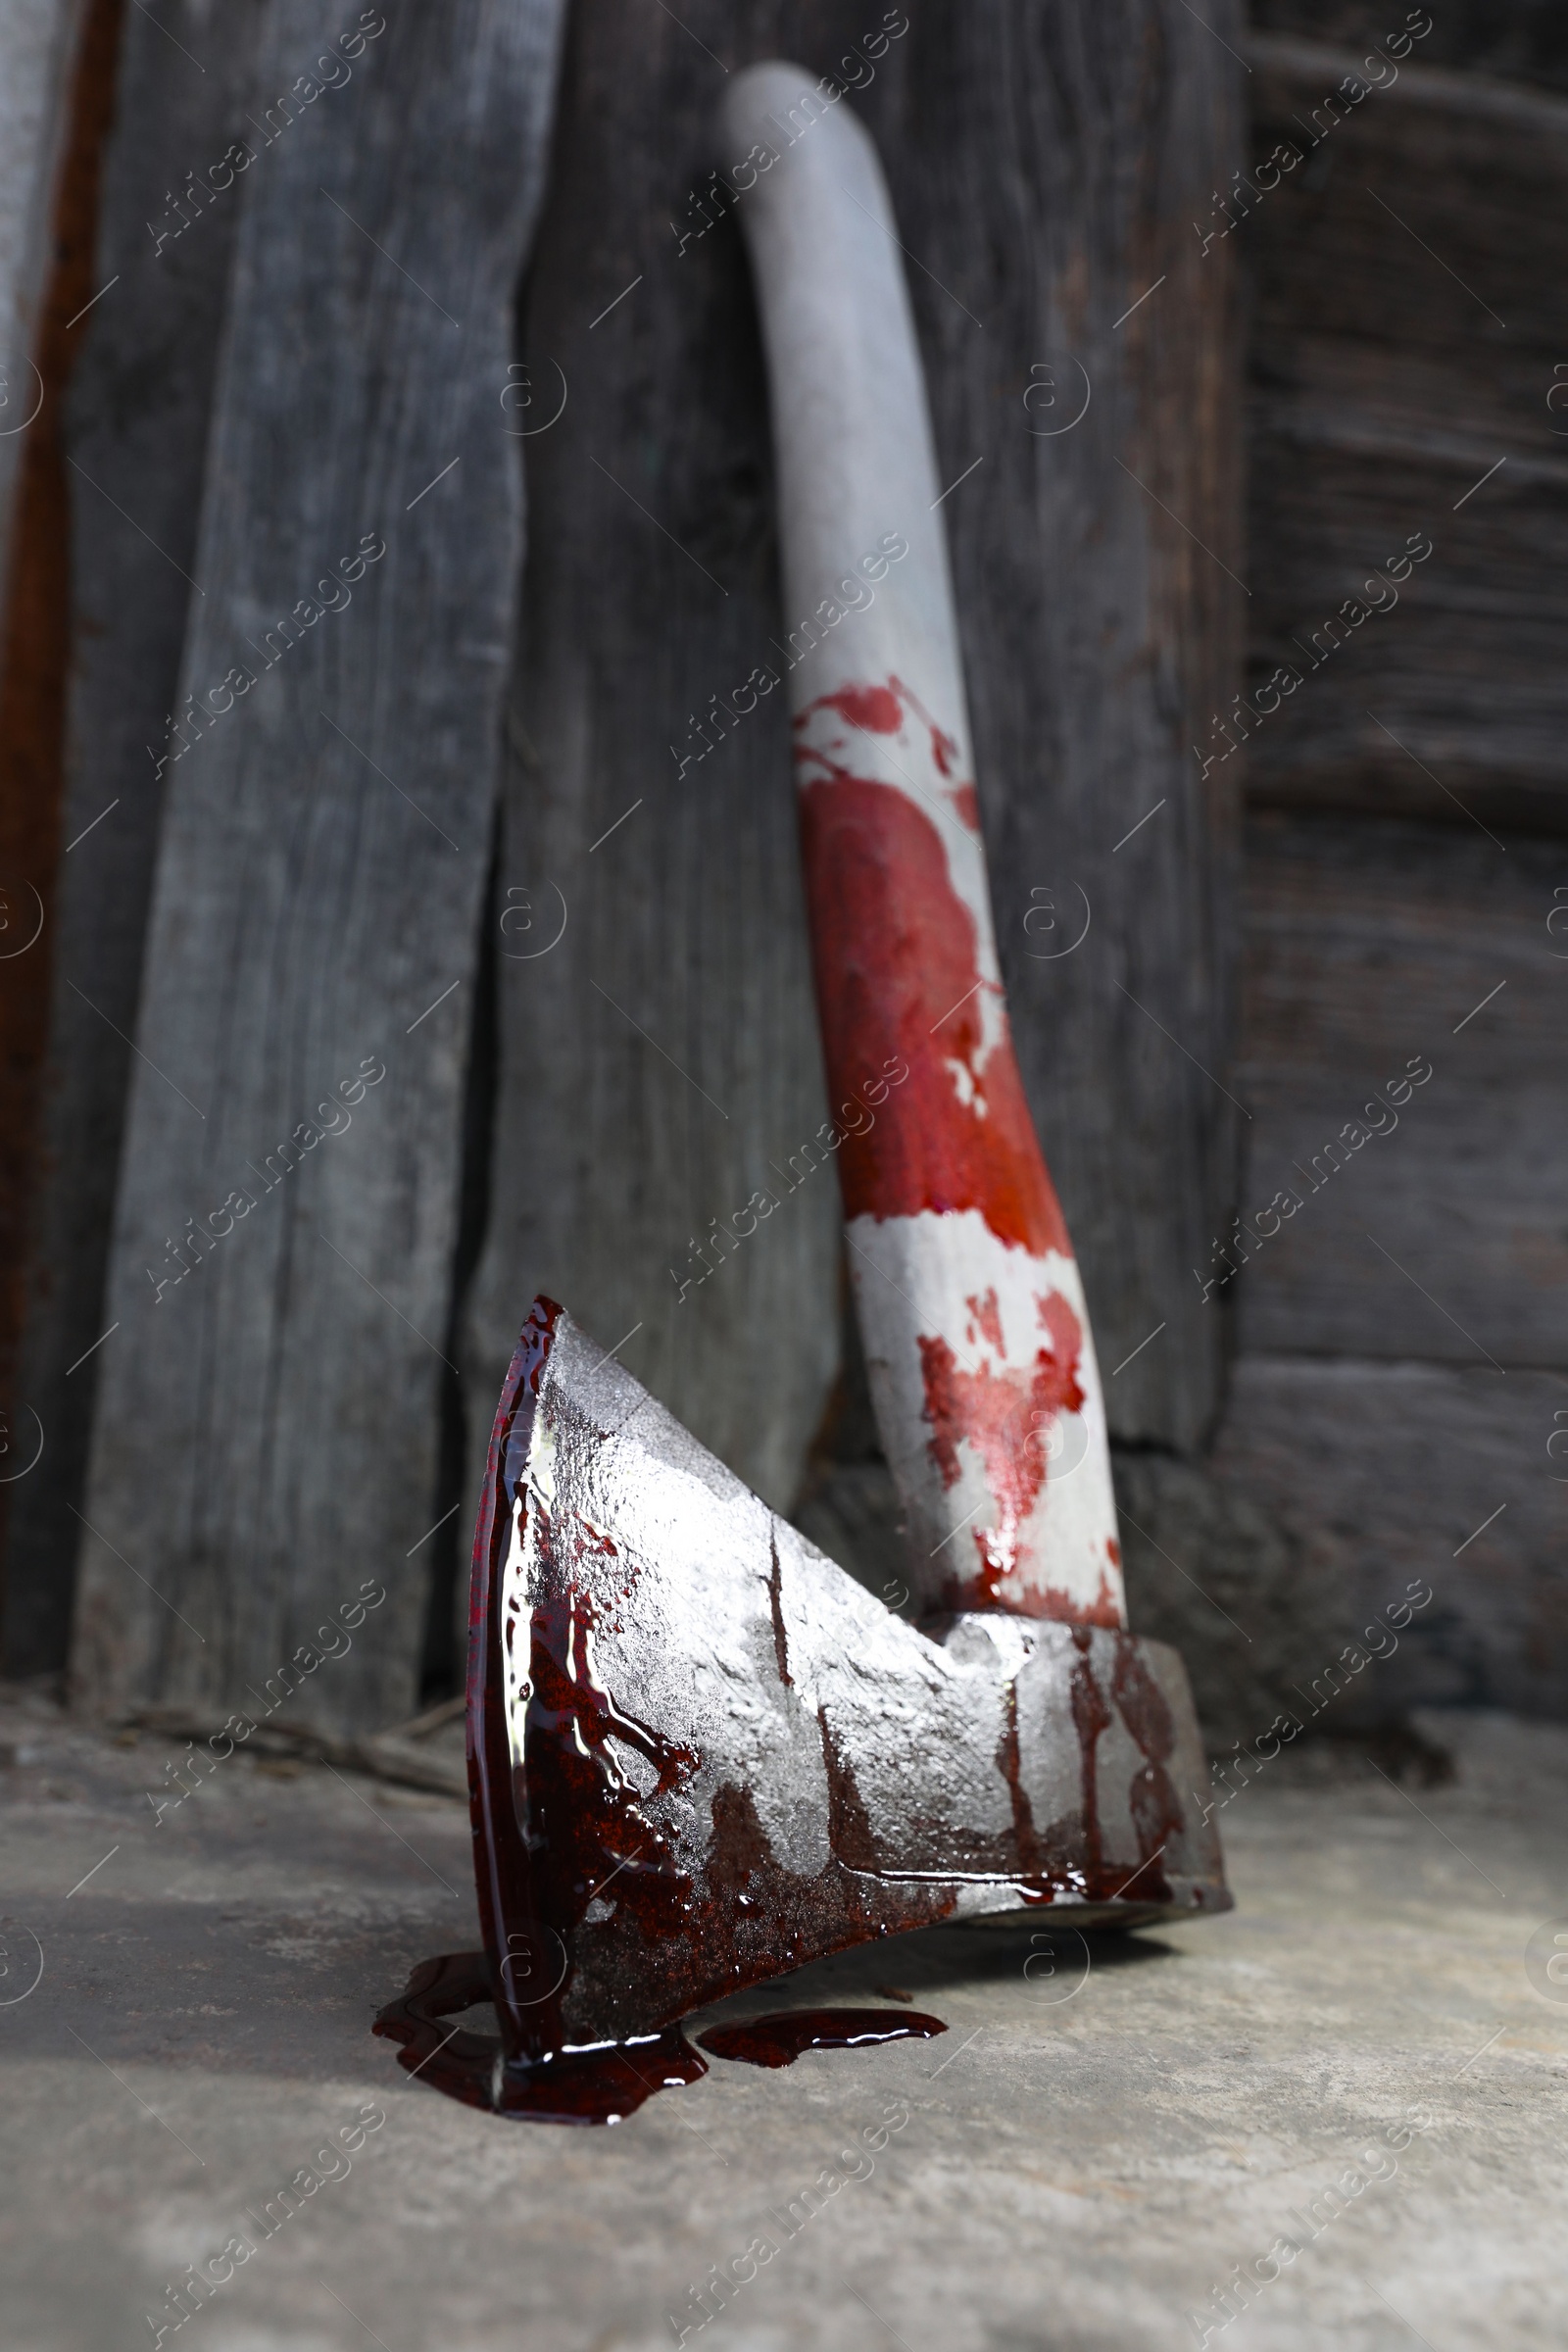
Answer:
xmin=465 ymin=1298 xmax=1228 ymax=2068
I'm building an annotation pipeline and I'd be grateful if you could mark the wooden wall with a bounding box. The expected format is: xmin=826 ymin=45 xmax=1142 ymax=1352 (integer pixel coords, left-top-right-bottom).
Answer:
xmin=4 ymin=0 xmax=267 ymax=1682
xmin=7 ymin=3 xmax=1564 ymax=1739
xmin=2 ymin=1 xmax=1248 ymax=1733
xmin=1209 ymin=28 xmax=1568 ymax=1720
xmin=6 ymin=0 xmax=571 ymax=1730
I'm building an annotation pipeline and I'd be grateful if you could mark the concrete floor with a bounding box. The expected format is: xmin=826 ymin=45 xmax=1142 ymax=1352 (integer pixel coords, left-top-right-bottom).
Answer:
xmin=2 ymin=1687 xmax=1565 ymax=2352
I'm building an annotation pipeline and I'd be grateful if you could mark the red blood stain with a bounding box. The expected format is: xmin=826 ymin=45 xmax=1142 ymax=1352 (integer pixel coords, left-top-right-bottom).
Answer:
xmin=820 ymin=681 xmax=902 ymax=734
xmin=1069 ymin=1630 xmax=1112 ymax=1883
xmin=524 ymin=1581 xmax=700 ymax=1943
xmin=890 ymin=670 xmax=961 ymax=777
xmin=1035 ymin=1290 xmax=1083 ymax=1377
xmin=810 ymin=675 xmax=977 ymax=820
xmin=373 ymin=1951 xmax=707 ymax=2126
xmin=793 ymin=710 xmax=1070 ymax=1256
xmin=808 ymin=672 xmax=961 ymax=780
xmin=1032 ymin=1566 xmax=1122 ymax=1631
xmin=967 ymin=1287 xmax=1004 ymax=1352
xmin=817 ymin=1705 xmax=881 ymax=1870
xmin=917 ymin=1298 xmax=1086 ymax=1608
xmin=1111 ymin=1641 xmax=1175 ymax=1760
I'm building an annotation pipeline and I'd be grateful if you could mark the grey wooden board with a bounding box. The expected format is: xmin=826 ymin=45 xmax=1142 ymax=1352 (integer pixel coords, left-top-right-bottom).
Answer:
xmin=466 ymin=0 xmax=1248 ymax=1548
xmin=0 ymin=0 xmax=84 ymax=579
xmin=461 ymin=8 xmax=843 ymax=1532
xmin=68 ymin=0 xmax=567 ymax=1731
xmin=1241 ymin=38 xmax=1568 ymax=835
xmin=903 ymin=1 xmax=1246 ymax=1455
xmin=4 ymin=0 xmax=271 ymax=1677
xmin=1230 ymin=812 xmax=1568 ymax=1368
xmin=1213 ymin=1352 xmax=1568 ymax=1718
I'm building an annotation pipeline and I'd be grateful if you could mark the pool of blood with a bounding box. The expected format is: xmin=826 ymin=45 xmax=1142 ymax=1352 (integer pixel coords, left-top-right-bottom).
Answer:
xmin=372 ymin=1950 xmax=708 ymax=2127
xmin=373 ymin=1959 xmax=946 ymax=2119
xmin=698 ymin=2007 xmax=947 ymax=2068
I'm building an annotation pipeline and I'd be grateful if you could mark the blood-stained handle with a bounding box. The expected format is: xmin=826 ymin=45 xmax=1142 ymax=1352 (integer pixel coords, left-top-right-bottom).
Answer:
xmin=721 ymin=64 xmax=1124 ymax=1628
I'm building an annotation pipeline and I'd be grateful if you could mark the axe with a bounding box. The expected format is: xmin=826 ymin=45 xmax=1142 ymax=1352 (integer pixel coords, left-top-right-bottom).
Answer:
xmin=376 ymin=63 xmax=1227 ymax=2121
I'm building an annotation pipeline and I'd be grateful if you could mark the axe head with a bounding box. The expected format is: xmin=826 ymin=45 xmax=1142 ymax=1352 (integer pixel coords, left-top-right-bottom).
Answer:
xmin=466 ymin=1302 xmax=1229 ymax=2067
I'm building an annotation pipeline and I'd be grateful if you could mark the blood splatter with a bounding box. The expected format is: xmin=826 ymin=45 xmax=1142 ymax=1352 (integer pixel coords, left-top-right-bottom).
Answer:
xmin=792 ymin=746 xmax=1070 ymax=1254
xmin=523 ymin=1582 xmax=700 ymax=1944
xmin=916 ymin=1299 xmax=1086 ymax=1607
xmin=1069 ymin=1631 xmax=1113 ymax=1885
xmin=818 ymin=681 xmax=902 ymax=735
xmin=967 ymin=1288 xmax=1004 ymax=1353
xmin=818 ymin=1707 xmax=882 ymax=1871
xmin=808 ymin=674 xmax=961 ymax=787
xmin=1113 ymin=1642 xmax=1182 ymax=1886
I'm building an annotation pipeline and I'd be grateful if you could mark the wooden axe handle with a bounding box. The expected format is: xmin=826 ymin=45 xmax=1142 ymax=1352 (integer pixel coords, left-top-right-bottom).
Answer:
xmin=723 ymin=63 xmax=1125 ymax=1628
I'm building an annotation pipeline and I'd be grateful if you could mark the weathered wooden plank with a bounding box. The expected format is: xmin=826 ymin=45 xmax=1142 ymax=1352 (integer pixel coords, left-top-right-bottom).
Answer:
xmin=467 ymin=0 xmax=1248 ymax=1536
xmin=4 ymin=0 xmax=270 ymax=1678
xmin=1212 ymin=1354 xmax=1568 ymax=1719
xmin=1237 ymin=36 xmax=1568 ymax=834
xmin=1228 ymin=811 xmax=1567 ymax=1368
xmin=0 ymin=0 xmax=116 ymax=1652
xmin=0 ymin=0 xmax=84 ymax=576
xmin=69 ymin=0 xmax=566 ymax=1731
xmin=863 ymin=0 xmax=1246 ymax=1454
xmin=461 ymin=12 xmax=842 ymax=1523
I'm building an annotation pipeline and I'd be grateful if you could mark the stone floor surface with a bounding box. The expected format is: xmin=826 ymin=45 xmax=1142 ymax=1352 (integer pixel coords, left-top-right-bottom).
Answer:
xmin=2 ymin=1685 xmax=1564 ymax=2352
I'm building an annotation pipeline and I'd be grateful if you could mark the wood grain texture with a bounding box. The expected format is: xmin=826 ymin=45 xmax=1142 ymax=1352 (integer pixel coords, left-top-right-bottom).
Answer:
xmin=466 ymin=0 xmax=1248 ymax=1540
xmin=1213 ymin=1352 xmax=1568 ymax=1718
xmin=0 ymin=0 xmax=85 ymax=578
xmin=1230 ymin=811 xmax=1567 ymax=1367
xmin=1240 ymin=36 xmax=1568 ymax=834
xmin=462 ymin=4 xmax=843 ymax=1525
xmin=4 ymin=0 xmax=268 ymax=1678
xmin=932 ymin=2 xmax=1245 ymax=1451
xmin=68 ymin=0 xmax=566 ymax=1730
xmin=0 ymin=0 xmax=120 ymax=1637
xmin=1252 ymin=2 xmax=1568 ymax=96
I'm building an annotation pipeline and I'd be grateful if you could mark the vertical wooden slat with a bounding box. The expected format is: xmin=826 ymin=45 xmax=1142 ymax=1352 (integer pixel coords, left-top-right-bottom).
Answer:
xmin=0 ymin=0 xmax=85 ymax=578
xmin=5 ymin=0 xmax=266 ymax=1678
xmin=462 ymin=4 xmax=845 ymax=1527
xmin=0 ymin=0 xmax=119 ymax=1643
xmin=69 ymin=0 xmax=566 ymax=1729
xmin=891 ymin=3 xmax=1245 ymax=1451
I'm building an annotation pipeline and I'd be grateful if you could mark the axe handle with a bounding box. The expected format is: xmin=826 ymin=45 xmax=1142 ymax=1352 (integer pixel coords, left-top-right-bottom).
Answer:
xmin=723 ymin=63 xmax=1126 ymax=1628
